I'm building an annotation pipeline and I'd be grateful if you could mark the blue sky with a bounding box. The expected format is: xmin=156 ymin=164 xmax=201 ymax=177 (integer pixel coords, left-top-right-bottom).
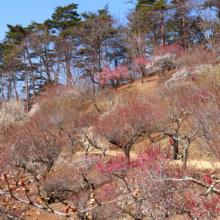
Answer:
xmin=0 ymin=0 xmax=131 ymax=41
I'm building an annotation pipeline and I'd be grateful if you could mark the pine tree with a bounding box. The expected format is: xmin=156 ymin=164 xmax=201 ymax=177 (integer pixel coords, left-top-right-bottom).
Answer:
xmin=5 ymin=25 xmax=34 ymax=111
xmin=169 ymin=0 xmax=190 ymax=50
xmin=45 ymin=3 xmax=82 ymax=86
xmin=0 ymin=41 xmax=21 ymax=101
xmin=136 ymin=0 xmax=168 ymax=48
xmin=203 ymin=0 xmax=220 ymax=21
xmin=28 ymin=21 xmax=57 ymax=88
xmin=78 ymin=5 xmax=117 ymax=93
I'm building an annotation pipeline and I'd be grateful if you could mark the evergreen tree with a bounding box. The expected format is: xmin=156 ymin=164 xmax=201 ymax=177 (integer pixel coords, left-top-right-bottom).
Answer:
xmin=168 ymin=0 xmax=190 ymax=49
xmin=168 ymin=0 xmax=205 ymax=49
xmin=204 ymin=0 xmax=220 ymax=21
xmin=0 ymin=40 xmax=21 ymax=101
xmin=5 ymin=25 xmax=34 ymax=111
xmin=78 ymin=5 xmax=118 ymax=93
xmin=28 ymin=22 xmax=57 ymax=88
xmin=45 ymin=3 xmax=82 ymax=86
xmin=136 ymin=0 xmax=168 ymax=48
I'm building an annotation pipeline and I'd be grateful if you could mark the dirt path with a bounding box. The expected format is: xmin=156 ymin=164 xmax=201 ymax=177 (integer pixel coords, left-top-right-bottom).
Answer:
xmin=173 ymin=160 xmax=220 ymax=170
xmin=75 ymin=150 xmax=220 ymax=170
xmin=118 ymin=75 xmax=159 ymax=94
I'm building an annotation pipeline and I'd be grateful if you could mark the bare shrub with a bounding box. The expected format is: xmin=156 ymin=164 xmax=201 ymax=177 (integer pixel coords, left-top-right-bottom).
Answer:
xmin=0 ymin=148 xmax=11 ymax=174
xmin=179 ymin=48 xmax=217 ymax=69
xmin=11 ymin=112 xmax=63 ymax=177
xmin=44 ymin=155 xmax=103 ymax=202
xmin=156 ymin=81 xmax=201 ymax=168
xmin=185 ymin=68 xmax=220 ymax=161
xmin=0 ymin=101 xmax=27 ymax=128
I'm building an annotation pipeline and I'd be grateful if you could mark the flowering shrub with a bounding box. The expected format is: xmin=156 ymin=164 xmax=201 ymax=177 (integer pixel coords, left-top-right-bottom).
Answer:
xmin=95 ymin=98 xmax=161 ymax=158
xmin=95 ymin=147 xmax=200 ymax=219
xmin=95 ymin=65 xmax=128 ymax=90
xmin=146 ymin=53 xmax=178 ymax=76
xmin=96 ymin=156 xmax=133 ymax=176
xmin=134 ymin=57 xmax=148 ymax=68
xmin=165 ymin=68 xmax=191 ymax=87
xmin=11 ymin=112 xmax=63 ymax=177
xmin=165 ymin=64 xmax=214 ymax=88
xmin=134 ymin=57 xmax=148 ymax=83
xmin=55 ymin=155 xmax=102 ymax=171
xmin=154 ymin=44 xmax=183 ymax=58
xmin=145 ymin=44 xmax=183 ymax=77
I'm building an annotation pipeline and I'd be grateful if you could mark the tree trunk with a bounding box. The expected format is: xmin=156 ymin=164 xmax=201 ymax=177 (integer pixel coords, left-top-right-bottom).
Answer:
xmin=182 ymin=147 xmax=188 ymax=169
xmin=154 ymin=15 xmax=157 ymax=50
xmin=168 ymin=66 xmax=171 ymax=75
xmin=85 ymin=150 xmax=89 ymax=157
xmin=161 ymin=8 xmax=165 ymax=48
xmin=26 ymin=46 xmax=35 ymax=98
xmin=91 ymin=63 xmax=95 ymax=94
xmin=92 ymin=98 xmax=101 ymax=113
xmin=7 ymin=81 xmax=11 ymax=101
xmin=138 ymin=23 xmax=142 ymax=57
xmin=181 ymin=16 xmax=188 ymax=50
xmin=43 ymin=189 xmax=55 ymax=204
xmin=64 ymin=38 xmax=72 ymax=86
xmin=23 ymin=50 xmax=29 ymax=112
xmin=69 ymin=135 xmax=75 ymax=154
xmin=12 ymin=78 xmax=19 ymax=101
xmin=217 ymin=1 xmax=220 ymax=22
xmin=28 ymin=61 xmax=35 ymax=98
xmin=55 ymin=60 xmax=60 ymax=85
xmin=140 ymin=67 xmax=145 ymax=84
xmin=42 ymin=49 xmax=52 ymax=84
xmin=123 ymin=148 xmax=130 ymax=161
xmin=102 ymin=150 xmax=106 ymax=158
xmin=1 ymin=87 xmax=5 ymax=101
xmin=172 ymin=139 xmax=179 ymax=160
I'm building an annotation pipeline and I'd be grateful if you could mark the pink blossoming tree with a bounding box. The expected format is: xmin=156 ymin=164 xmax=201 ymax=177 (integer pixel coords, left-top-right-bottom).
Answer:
xmin=95 ymin=66 xmax=128 ymax=91
xmin=134 ymin=57 xmax=148 ymax=84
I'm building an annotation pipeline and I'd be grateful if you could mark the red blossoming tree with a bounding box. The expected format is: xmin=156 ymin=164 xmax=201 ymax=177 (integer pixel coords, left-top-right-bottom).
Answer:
xmin=94 ymin=98 xmax=162 ymax=159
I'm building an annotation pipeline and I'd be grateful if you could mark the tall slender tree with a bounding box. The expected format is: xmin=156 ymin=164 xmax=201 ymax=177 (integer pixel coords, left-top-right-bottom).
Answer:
xmin=45 ymin=3 xmax=82 ymax=86
xmin=170 ymin=0 xmax=190 ymax=50
xmin=136 ymin=0 xmax=168 ymax=48
xmin=0 ymin=41 xmax=21 ymax=101
xmin=5 ymin=25 xmax=35 ymax=111
xmin=28 ymin=22 xmax=57 ymax=87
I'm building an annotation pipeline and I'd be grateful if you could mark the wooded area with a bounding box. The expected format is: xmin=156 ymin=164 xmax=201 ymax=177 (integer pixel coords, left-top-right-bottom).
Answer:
xmin=1 ymin=0 xmax=219 ymax=110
